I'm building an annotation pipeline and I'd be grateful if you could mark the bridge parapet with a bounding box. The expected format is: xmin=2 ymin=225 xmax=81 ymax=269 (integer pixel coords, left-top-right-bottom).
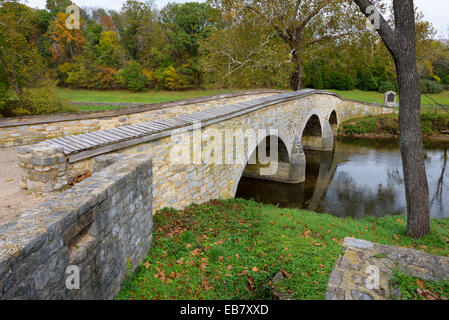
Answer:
xmin=0 ymin=153 xmax=153 ymax=299
xmin=0 ymin=90 xmax=281 ymax=147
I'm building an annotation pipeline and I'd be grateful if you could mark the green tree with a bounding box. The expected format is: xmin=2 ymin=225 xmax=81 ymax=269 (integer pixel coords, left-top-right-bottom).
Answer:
xmin=199 ymin=15 xmax=292 ymax=88
xmin=357 ymin=68 xmax=378 ymax=91
xmin=211 ymin=0 xmax=364 ymax=90
xmin=111 ymin=0 xmax=154 ymax=60
xmin=46 ymin=0 xmax=72 ymax=18
xmin=96 ymin=30 xmax=125 ymax=69
xmin=117 ymin=60 xmax=148 ymax=91
xmin=0 ymin=2 xmax=45 ymax=98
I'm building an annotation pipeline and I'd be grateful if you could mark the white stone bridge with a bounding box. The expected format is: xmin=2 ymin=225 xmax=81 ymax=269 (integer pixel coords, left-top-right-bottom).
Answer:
xmin=18 ymin=89 xmax=392 ymax=211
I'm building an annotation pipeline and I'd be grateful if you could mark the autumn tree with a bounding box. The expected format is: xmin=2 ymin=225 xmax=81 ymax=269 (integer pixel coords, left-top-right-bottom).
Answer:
xmin=96 ymin=30 xmax=125 ymax=69
xmin=199 ymin=15 xmax=292 ymax=88
xmin=353 ymin=0 xmax=430 ymax=238
xmin=48 ymin=12 xmax=86 ymax=64
xmin=0 ymin=1 xmax=44 ymax=98
xmin=211 ymin=0 xmax=363 ymax=90
xmin=161 ymin=2 xmax=219 ymax=85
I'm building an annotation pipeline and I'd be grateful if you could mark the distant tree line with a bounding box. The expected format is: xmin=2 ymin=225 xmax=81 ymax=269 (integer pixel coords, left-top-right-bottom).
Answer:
xmin=0 ymin=0 xmax=448 ymax=117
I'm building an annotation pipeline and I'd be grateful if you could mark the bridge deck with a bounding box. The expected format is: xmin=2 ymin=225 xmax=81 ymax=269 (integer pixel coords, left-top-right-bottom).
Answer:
xmin=42 ymin=90 xmax=342 ymax=162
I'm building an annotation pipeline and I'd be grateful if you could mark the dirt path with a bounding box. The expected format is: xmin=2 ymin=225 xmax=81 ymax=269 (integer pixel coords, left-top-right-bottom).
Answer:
xmin=0 ymin=147 xmax=52 ymax=226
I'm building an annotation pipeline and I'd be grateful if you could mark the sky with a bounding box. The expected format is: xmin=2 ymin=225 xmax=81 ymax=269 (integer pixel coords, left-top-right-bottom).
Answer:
xmin=23 ymin=0 xmax=449 ymax=37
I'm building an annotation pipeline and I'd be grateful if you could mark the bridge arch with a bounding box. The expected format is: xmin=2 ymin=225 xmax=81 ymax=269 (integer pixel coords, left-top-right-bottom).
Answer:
xmin=329 ymin=110 xmax=338 ymax=136
xmin=230 ymin=133 xmax=294 ymax=197
xmin=301 ymin=113 xmax=322 ymax=150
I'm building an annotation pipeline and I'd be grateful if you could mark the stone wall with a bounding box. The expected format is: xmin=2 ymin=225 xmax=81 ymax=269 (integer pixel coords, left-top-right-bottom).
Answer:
xmin=0 ymin=153 xmax=153 ymax=299
xmin=326 ymin=238 xmax=449 ymax=300
xmin=0 ymin=91 xmax=280 ymax=147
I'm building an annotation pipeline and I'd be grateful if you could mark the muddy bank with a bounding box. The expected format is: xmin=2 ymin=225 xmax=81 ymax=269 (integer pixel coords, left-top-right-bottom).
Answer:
xmin=338 ymin=132 xmax=449 ymax=142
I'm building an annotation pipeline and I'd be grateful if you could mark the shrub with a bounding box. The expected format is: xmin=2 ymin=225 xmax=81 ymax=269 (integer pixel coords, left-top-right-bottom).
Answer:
xmin=357 ymin=68 xmax=378 ymax=91
xmin=421 ymin=113 xmax=449 ymax=133
xmin=329 ymin=71 xmax=356 ymax=90
xmin=96 ymin=67 xmax=119 ymax=90
xmin=142 ymin=69 xmax=157 ymax=89
xmin=420 ymin=79 xmax=444 ymax=94
xmin=378 ymin=80 xmax=397 ymax=93
xmin=1 ymin=81 xmax=73 ymax=117
xmin=155 ymin=66 xmax=183 ymax=90
xmin=117 ymin=60 xmax=149 ymax=91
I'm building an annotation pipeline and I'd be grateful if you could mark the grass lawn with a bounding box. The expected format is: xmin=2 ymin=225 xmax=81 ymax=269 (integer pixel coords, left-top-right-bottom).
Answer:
xmin=116 ymin=199 xmax=449 ymax=300
xmin=56 ymin=88 xmax=246 ymax=104
xmin=56 ymin=88 xmax=449 ymax=113
xmin=326 ymin=89 xmax=449 ymax=107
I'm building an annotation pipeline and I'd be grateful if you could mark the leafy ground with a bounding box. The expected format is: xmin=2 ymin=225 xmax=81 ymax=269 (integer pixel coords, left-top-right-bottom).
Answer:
xmin=327 ymin=89 xmax=449 ymax=107
xmin=116 ymin=198 xmax=449 ymax=300
xmin=390 ymin=270 xmax=449 ymax=300
xmin=340 ymin=112 xmax=449 ymax=138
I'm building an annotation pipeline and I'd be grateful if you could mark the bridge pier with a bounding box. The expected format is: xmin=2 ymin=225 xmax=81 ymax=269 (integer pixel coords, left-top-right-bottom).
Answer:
xmin=242 ymin=160 xmax=305 ymax=184
xmin=320 ymin=121 xmax=334 ymax=151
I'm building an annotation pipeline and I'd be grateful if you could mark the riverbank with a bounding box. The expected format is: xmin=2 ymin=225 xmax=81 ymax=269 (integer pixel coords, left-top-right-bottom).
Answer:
xmin=116 ymin=199 xmax=449 ymax=300
xmin=339 ymin=112 xmax=449 ymax=141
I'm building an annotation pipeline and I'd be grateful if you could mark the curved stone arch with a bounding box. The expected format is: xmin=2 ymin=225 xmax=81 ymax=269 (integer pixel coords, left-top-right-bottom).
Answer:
xmin=228 ymin=132 xmax=292 ymax=197
xmin=298 ymin=109 xmax=322 ymax=139
xmin=328 ymin=110 xmax=338 ymax=136
xmin=299 ymin=109 xmax=334 ymax=151
xmin=299 ymin=111 xmax=323 ymax=150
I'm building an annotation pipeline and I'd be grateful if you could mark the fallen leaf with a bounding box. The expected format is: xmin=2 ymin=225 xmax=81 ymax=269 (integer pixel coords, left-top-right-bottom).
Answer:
xmin=247 ymin=276 xmax=255 ymax=289
xmin=144 ymin=261 xmax=150 ymax=269
xmin=251 ymin=266 xmax=259 ymax=272
xmin=280 ymin=269 xmax=292 ymax=278
xmin=416 ymin=279 xmax=426 ymax=288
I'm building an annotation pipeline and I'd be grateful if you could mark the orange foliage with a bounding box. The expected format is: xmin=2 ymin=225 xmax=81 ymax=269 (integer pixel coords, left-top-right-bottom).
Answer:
xmin=50 ymin=12 xmax=86 ymax=64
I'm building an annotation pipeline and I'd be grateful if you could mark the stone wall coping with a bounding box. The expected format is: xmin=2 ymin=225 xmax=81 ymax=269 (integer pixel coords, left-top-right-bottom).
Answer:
xmin=0 ymin=153 xmax=151 ymax=266
xmin=0 ymin=90 xmax=283 ymax=128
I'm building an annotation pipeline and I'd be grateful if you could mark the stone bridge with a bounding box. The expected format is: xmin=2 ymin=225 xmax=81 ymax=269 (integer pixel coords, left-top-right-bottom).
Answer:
xmin=1 ymin=89 xmax=394 ymax=299
xmin=18 ymin=89 xmax=393 ymax=211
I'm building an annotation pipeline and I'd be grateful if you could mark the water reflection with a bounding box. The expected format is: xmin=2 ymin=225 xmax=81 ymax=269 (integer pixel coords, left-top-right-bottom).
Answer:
xmin=235 ymin=138 xmax=449 ymax=219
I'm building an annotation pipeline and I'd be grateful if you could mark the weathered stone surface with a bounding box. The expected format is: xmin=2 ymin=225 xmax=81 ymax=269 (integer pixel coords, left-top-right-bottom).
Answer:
xmin=326 ymin=237 xmax=449 ymax=300
xmin=0 ymin=154 xmax=153 ymax=300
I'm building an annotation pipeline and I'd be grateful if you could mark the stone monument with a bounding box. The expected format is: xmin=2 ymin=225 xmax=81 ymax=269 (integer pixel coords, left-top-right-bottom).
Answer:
xmin=383 ymin=91 xmax=397 ymax=108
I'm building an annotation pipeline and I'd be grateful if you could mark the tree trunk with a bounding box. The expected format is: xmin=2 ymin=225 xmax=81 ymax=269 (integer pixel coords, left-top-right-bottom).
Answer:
xmin=394 ymin=3 xmax=430 ymax=238
xmin=290 ymin=51 xmax=303 ymax=91
xmin=353 ymin=0 xmax=430 ymax=239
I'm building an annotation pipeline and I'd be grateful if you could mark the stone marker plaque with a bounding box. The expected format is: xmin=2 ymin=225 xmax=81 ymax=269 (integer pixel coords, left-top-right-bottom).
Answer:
xmin=383 ymin=91 xmax=397 ymax=108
